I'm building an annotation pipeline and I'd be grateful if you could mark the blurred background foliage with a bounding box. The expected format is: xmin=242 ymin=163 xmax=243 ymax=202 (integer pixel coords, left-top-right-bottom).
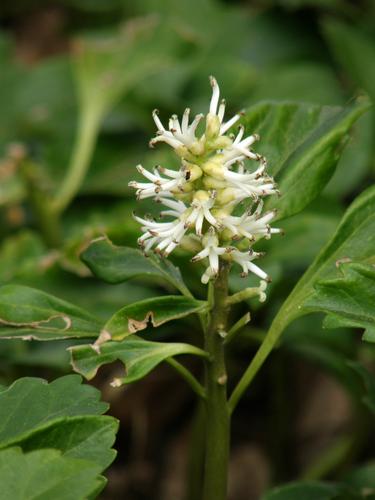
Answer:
xmin=0 ymin=0 xmax=374 ymax=498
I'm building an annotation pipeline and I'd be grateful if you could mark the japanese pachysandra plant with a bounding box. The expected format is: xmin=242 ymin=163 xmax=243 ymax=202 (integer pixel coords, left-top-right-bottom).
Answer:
xmin=129 ymin=77 xmax=282 ymax=500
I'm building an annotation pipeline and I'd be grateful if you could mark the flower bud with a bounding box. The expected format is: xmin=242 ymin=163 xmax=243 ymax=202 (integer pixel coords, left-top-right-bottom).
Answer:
xmin=205 ymin=113 xmax=221 ymax=140
xmin=201 ymin=156 xmax=225 ymax=180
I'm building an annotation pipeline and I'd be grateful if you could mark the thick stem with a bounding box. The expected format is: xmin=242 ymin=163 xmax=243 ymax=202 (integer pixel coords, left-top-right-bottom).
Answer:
xmin=185 ymin=401 xmax=206 ymax=500
xmin=202 ymin=261 xmax=230 ymax=500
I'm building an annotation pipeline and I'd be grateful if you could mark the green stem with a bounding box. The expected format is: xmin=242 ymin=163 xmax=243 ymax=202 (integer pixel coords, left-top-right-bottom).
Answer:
xmin=20 ymin=161 xmax=62 ymax=248
xmin=301 ymin=435 xmax=353 ymax=481
xmin=226 ymin=286 xmax=262 ymax=305
xmin=52 ymin=106 xmax=101 ymax=215
xmin=166 ymin=358 xmax=206 ymax=399
xmin=185 ymin=401 xmax=206 ymax=500
xmin=228 ymin=313 xmax=287 ymax=415
xmin=223 ymin=312 xmax=251 ymax=345
xmin=202 ymin=262 xmax=230 ymax=500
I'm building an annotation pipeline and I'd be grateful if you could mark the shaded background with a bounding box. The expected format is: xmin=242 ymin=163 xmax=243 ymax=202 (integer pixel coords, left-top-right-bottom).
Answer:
xmin=0 ymin=0 xmax=375 ymax=499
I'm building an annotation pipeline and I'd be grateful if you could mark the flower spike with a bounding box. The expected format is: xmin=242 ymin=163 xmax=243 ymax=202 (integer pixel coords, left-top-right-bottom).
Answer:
xmin=130 ymin=77 xmax=281 ymax=288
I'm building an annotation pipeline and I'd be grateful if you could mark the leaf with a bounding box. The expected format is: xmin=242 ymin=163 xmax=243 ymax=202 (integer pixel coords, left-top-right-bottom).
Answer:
xmin=72 ymin=17 xmax=169 ymax=121
xmin=262 ymin=480 xmax=357 ymax=500
xmin=81 ymin=236 xmax=191 ymax=296
xmin=272 ymin=184 xmax=375 ymax=335
xmin=70 ymin=336 xmax=207 ymax=385
xmin=347 ymin=362 xmax=375 ymax=415
xmin=323 ymin=20 xmax=375 ymax=101
xmin=249 ymin=63 xmax=344 ymax=106
xmin=0 ymin=285 xmax=101 ymax=340
xmin=304 ymin=263 xmax=375 ymax=341
xmin=0 ymin=231 xmax=47 ymax=282
xmin=344 ymin=462 xmax=375 ymax=492
xmin=233 ymin=185 xmax=375 ymax=402
xmin=5 ymin=415 xmax=118 ymax=470
xmin=324 ymin=113 xmax=373 ymax=199
xmin=0 ymin=375 xmax=108 ymax=446
xmin=242 ymin=99 xmax=370 ymax=220
xmin=104 ymin=295 xmax=207 ymax=340
xmin=0 ymin=448 xmax=103 ymax=500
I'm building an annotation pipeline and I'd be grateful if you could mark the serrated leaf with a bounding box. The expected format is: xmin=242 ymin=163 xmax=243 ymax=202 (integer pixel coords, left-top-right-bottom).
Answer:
xmin=242 ymin=100 xmax=370 ymax=220
xmin=0 ymin=448 xmax=103 ymax=500
xmin=0 ymin=375 xmax=108 ymax=446
xmin=0 ymin=285 xmax=101 ymax=340
xmin=274 ymin=185 xmax=375 ymax=330
xmin=262 ymin=480 xmax=357 ymax=500
xmin=81 ymin=236 xmax=191 ymax=296
xmin=4 ymin=415 xmax=118 ymax=470
xmin=303 ymin=263 xmax=375 ymax=341
xmin=104 ymin=295 xmax=207 ymax=340
xmin=70 ymin=336 xmax=207 ymax=385
xmin=239 ymin=185 xmax=375 ymax=392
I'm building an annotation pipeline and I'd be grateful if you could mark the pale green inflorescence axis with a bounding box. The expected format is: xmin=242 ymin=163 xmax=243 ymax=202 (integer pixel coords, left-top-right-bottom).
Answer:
xmin=129 ymin=77 xmax=281 ymax=293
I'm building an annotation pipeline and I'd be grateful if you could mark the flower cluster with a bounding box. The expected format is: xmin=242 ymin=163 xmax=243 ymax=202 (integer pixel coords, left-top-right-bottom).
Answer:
xmin=129 ymin=77 xmax=281 ymax=286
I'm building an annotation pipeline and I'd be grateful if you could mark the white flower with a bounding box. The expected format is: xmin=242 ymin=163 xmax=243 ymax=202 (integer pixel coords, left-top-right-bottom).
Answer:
xmin=134 ymin=215 xmax=188 ymax=256
xmin=222 ymin=127 xmax=261 ymax=162
xmin=128 ymin=165 xmax=188 ymax=199
xmin=191 ymin=229 xmax=227 ymax=283
xmin=208 ymin=76 xmax=242 ymax=136
xmin=219 ymin=200 xmax=282 ymax=241
xmin=230 ymin=248 xmax=271 ymax=282
xmin=130 ymin=76 xmax=282 ymax=289
xmin=222 ymin=159 xmax=278 ymax=201
xmin=185 ymin=191 xmax=221 ymax=236
xmin=150 ymin=108 xmax=204 ymax=153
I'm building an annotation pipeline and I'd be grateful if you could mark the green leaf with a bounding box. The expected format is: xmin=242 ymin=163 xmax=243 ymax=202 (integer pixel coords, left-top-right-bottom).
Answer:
xmin=0 ymin=231 xmax=47 ymax=283
xmin=0 ymin=448 xmax=103 ymax=500
xmin=324 ymin=113 xmax=373 ymax=199
xmin=72 ymin=18 xmax=169 ymax=120
xmin=271 ymin=184 xmax=375 ymax=337
xmin=262 ymin=480 xmax=357 ymax=500
xmin=70 ymin=336 xmax=207 ymax=385
xmin=323 ymin=20 xmax=375 ymax=101
xmin=104 ymin=295 xmax=207 ymax=340
xmin=0 ymin=375 xmax=108 ymax=446
xmin=347 ymin=362 xmax=375 ymax=415
xmin=0 ymin=285 xmax=101 ymax=340
xmin=304 ymin=263 xmax=375 ymax=341
xmin=231 ymin=186 xmax=375 ymax=407
xmin=242 ymin=99 xmax=370 ymax=220
xmin=81 ymin=236 xmax=191 ymax=296
xmin=344 ymin=462 xmax=375 ymax=492
xmin=5 ymin=415 xmax=117 ymax=470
